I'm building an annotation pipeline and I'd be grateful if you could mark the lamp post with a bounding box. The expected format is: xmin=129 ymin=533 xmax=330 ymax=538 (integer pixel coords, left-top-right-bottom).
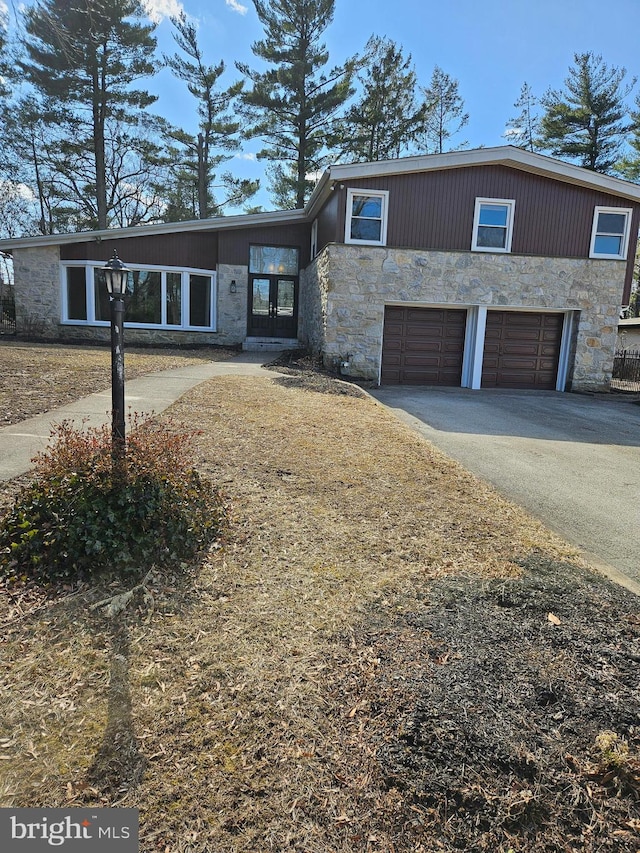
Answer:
xmin=102 ymin=251 xmax=129 ymax=463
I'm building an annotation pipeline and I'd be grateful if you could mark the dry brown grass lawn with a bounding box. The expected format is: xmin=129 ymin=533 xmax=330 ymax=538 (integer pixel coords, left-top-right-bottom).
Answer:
xmin=0 ymin=362 xmax=638 ymax=852
xmin=0 ymin=340 xmax=236 ymax=425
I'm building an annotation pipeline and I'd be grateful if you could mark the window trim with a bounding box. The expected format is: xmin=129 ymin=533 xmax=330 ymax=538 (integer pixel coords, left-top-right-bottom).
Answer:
xmin=589 ymin=206 xmax=633 ymax=260
xmin=471 ymin=197 xmax=516 ymax=253
xmin=345 ymin=188 xmax=389 ymax=246
xmin=60 ymin=261 xmax=217 ymax=331
xmin=310 ymin=218 xmax=318 ymax=259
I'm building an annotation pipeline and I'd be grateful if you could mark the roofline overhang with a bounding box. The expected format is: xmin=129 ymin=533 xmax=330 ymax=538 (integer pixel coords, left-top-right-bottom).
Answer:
xmin=2 ymin=146 xmax=640 ymax=253
xmin=0 ymin=207 xmax=308 ymax=252
xmin=305 ymin=145 xmax=640 ymax=217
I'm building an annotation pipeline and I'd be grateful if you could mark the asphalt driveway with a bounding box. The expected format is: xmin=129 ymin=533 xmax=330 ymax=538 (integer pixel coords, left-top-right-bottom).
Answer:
xmin=370 ymin=386 xmax=640 ymax=594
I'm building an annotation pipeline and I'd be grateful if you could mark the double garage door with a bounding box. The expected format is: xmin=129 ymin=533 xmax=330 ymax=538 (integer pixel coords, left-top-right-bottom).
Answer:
xmin=381 ymin=306 xmax=563 ymax=389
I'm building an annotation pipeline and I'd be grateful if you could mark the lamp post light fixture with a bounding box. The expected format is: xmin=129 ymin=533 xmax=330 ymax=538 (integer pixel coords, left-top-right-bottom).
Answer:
xmin=102 ymin=251 xmax=129 ymax=463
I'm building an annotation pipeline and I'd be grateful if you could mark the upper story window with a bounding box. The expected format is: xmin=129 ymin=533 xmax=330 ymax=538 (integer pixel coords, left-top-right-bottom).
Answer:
xmin=61 ymin=262 xmax=216 ymax=330
xmin=472 ymin=198 xmax=516 ymax=253
xmin=345 ymin=188 xmax=389 ymax=246
xmin=310 ymin=219 xmax=318 ymax=260
xmin=590 ymin=206 xmax=633 ymax=260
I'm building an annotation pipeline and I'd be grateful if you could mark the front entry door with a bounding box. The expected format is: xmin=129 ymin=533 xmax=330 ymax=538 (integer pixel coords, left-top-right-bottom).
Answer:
xmin=248 ymin=274 xmax=298 ymax=338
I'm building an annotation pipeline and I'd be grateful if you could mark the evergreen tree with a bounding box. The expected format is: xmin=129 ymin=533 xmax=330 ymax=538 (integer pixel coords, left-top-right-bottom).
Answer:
xmin=237 ymin=0 xmax=357 ymax=209
xmin=20 ymin=0 xmax=159 ymax=229
xmin=504 ymin=83 xmax=541 ymax=152
xmin=0 ymin=7 xmax=8 ymax=106
xmin=164 ymin=12 xmax=257 ymax=218
xmin=333 ymin=36 xmax=426 ymax=162
xmin=615 ymin=95 xmax=640 ymax=181
xmin=539 ymin=52 xmax=635 ymax=173
xmin=421 ymin=66 xmax=468 ymax=154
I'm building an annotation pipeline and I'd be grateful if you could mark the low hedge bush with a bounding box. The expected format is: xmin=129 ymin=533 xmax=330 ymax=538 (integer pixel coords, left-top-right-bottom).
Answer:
xmin=0 ymin=418 xmax=225 ymax=585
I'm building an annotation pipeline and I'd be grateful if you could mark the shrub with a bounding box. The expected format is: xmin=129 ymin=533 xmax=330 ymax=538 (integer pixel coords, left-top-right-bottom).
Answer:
xmin=0 ymin=417 xmax=225 ymax=585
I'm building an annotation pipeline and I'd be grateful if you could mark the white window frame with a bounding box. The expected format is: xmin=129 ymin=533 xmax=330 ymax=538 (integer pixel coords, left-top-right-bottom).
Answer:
xmin=60 ymin=261 xmax=217 ymax=331
xmin=471 ymin=197 xmax=516 ymax=253
xmin=345 ymin=188 xmax=389 ymax=246
xmin=310 ymin=218 xmax=318 ymax=259
xmin=589 ymin=206 xmax=633 ymax=260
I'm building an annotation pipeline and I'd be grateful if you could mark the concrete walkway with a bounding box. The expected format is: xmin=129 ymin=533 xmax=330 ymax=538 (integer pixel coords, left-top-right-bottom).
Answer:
xmin=0 ymin=351 xmax=279 ymax=482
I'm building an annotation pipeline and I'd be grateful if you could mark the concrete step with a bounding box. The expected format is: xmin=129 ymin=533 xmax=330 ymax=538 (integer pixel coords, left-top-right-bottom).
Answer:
xmin=242 ymin=337 xmax=301 ymax=352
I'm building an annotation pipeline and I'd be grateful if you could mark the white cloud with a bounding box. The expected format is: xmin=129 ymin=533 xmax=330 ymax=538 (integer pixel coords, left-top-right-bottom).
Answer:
xmin=140 ymin=0 xmax=185 ymax=24
xmin=226 ymin=0 xmax=248 ymax=15
xmin=235 ymin=152 xmax=257 ymax=161
xmin=0 ymin=2 xmax=8 ymax=18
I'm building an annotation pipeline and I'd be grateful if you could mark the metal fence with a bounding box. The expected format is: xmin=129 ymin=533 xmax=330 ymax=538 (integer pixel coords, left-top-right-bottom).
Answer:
xmin=611 ymin=349 xmax=640 ymax=393
xmin=0 ymin=296 xmax=16 ymax=335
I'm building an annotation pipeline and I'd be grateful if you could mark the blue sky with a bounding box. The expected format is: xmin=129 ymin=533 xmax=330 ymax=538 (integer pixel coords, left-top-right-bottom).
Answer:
xmin=6 ymin=0 xmax=640 ymax=210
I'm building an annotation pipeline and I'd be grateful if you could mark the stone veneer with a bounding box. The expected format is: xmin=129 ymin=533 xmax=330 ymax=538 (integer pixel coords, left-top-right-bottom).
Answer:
xmin=306 ymin=244 xmax=625 ymax=392
xmin=12 ymin=246 xmax=248 ymax=347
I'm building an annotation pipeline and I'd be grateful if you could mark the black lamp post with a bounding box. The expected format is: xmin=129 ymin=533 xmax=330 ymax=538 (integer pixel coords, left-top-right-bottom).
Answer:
xmin=102 ymin=251 xmax=129 ymax=463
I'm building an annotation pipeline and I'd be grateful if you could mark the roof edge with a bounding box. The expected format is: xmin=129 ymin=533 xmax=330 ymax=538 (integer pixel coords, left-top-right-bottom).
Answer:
xmin=3 ymin=146 xmax=640 ymax=251
xmin=306 ymin=146 xmax=640 ymax=207
xmin=0 ymin=207 xmax=307 ymax=252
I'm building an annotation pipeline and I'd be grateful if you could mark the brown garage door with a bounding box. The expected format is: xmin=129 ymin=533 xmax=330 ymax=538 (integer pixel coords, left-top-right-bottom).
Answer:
xmin=482 ymin=311 xmax=563 ymax=390
xmin=381 ymin=306 xmax=467 ymax=385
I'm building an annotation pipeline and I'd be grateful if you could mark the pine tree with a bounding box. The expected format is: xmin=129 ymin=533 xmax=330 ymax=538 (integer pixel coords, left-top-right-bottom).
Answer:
xmin=615 ymin=95 xmax=640 ymax=181
xmin=0 ymin=8 xmax=8 ymax=106
xmin=164 ymin=12 xmax=257 ymax=218
xmin=333 ymin=36 xmax=426 ymax=163
xmin=504 ymin=83 xmax=541 ymax=152
xmin=539 ymin=52 xmax=635 ymax=173
xmin=421 ymin=66 xmax=469 ymax=154
xmin=20 ymin=0 xmax=159 ymax=229
xmin=237 ymin=0 xmax=357 ymax=209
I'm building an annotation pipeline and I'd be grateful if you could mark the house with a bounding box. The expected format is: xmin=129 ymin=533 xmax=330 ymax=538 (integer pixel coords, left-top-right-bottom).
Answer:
xmin=1 ymin=145 xmax=640 ymax=392
xmin=617 ymin=318 xmax=640 ymax=351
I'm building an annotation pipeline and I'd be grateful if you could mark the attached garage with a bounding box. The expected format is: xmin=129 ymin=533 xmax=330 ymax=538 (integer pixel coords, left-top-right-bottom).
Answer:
xmin=381 ymin=306 xmax=467 ymax=385
xmin=481 ymin=311 xmax=563 ymax=390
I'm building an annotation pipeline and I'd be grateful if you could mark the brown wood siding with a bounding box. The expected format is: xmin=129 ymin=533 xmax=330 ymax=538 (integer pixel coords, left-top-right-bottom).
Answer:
xmin=481 ymin=311 xmax=563 ymax=390
xmin=61 ymin=221 xmax=312 ymax=271
xmin=623 ymin=206 xmax=640 ymax=305
xmin=219 ymin=222 xmax=311 ymax=268
xmin=315 ymin=189 xmax=340 ymax=254
xmin=61 ymin=231 xmax=218 ymax=269
xmin=339 ymin=165 xmax=640 ymax=260
xmin=381 ymin=306 xmax=467 ymax=385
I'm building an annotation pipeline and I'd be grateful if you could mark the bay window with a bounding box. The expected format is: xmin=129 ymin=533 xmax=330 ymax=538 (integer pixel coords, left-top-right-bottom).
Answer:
xmin=61 ymin=262 xmax=216 ymax=330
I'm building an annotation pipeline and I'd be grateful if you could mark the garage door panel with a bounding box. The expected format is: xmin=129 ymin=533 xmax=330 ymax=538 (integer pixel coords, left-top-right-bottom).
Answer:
xmin=381 ymin=306 xmax=467 ymax=385
xmin=482 ymin=311 xmax=562 ymax=390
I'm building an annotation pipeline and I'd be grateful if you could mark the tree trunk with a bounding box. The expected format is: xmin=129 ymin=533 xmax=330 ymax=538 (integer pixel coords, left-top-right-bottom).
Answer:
xmin=93 ymin=70 xmax=108 ymax=230
xmin=197 ymin=133 xmax=208 ymax=219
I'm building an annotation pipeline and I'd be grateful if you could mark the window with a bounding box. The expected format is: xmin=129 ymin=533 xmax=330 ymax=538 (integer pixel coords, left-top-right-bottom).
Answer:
xmin=249 ymin=245 xmax=299 ymax=275
xmin=310 ymin=219 xmax=318 ymax=259
xmin=472 ymin=198 xmax=516 ymax=253
xmin=61 ymin=263 xmax=216 ymax=330
xmin=590 ymin=207 xmax=633 ymax=260
xmin=345 ymin=188 xmax=389 ymax=245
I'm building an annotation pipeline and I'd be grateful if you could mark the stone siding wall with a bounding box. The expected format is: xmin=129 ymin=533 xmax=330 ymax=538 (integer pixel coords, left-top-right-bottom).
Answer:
xmin=13 ymin=246 xmax=61 ymax=338
xmin=299 ymin=253 xmax=329 ymax=358
xmin=12 ymin=247 xmax=248 ymax=347
xmin=215 ymin=263 xmax=248 ymax=345
xmin=317 ymin=244 xmax=625 ymax=391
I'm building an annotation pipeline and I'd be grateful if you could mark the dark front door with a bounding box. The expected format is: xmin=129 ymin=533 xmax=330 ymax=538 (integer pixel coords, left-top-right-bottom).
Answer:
xmin=248 ymin=274 xmax=298 ymax=338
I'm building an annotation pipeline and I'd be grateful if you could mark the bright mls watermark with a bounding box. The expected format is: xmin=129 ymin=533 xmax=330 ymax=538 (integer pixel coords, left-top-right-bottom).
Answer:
xmin=0 ymin=809 xmax=138 ymax=851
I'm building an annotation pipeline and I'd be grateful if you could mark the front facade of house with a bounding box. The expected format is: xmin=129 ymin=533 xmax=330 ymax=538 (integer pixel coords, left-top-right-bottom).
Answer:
xmin=3 ymin=146 xmax=640 ymax=392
